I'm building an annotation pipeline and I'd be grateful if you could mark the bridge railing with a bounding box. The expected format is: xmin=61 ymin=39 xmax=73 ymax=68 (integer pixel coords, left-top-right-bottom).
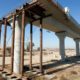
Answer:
xmin=53 ymin=0 xmax=80 ymax=28
xmin=52 ymin=0 xmax=64 ymax=12
xmin=68 ymin=15 xmax=80 ymax=28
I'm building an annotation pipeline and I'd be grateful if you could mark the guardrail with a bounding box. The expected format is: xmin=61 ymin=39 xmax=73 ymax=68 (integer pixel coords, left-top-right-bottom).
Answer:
xmin=52 ymin=0 xmax=80 ymax=28
xmin=52 ymin=0 xmax=64 ymax=12
xmin=68 ymin=15 xmax=80 ymax=27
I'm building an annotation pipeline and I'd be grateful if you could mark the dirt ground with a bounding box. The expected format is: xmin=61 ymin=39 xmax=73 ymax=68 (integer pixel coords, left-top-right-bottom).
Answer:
xmin=0 ymin=49 xmax=80 ymax=80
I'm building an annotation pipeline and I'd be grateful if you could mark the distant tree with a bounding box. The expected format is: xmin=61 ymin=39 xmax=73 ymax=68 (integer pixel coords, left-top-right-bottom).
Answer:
xmin=7 ymin=47 xmax=11 ymax=53
xmin=37 ymin=47 xmax=40 ymax=51
xmin=26 ymin=42 xmax=35 ymax=52
xmin=37 ymin=47 xmax=45 ymax=51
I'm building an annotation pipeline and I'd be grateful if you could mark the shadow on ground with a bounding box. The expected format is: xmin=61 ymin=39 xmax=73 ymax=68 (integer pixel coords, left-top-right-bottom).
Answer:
xmin=24 ymin=56 xmax=80 ymax=74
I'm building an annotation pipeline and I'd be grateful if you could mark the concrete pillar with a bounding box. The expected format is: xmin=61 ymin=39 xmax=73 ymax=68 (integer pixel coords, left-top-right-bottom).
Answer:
xmin=74 ymin=39 xmax=80 ymax=56
xmin=13 ymin=17 xmax=22 ymax=74
xmin=56 ymin=32 xmax=66 ymax=61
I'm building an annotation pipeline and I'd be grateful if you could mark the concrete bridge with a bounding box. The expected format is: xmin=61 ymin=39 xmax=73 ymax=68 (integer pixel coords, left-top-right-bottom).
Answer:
xmin=0 ymin=0 xmax=80 ymax=76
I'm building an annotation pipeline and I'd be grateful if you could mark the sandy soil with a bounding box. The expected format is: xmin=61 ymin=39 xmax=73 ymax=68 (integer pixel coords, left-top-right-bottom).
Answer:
xmin=0 ymin=49 xmax=80 ymax=80
xmin=0 ymin=49 xmax=76 ymax=65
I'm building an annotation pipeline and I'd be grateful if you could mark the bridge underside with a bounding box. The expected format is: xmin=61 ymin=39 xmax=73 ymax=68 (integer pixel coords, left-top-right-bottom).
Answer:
xmin=0 ymin=0 xmax=80 ymax=77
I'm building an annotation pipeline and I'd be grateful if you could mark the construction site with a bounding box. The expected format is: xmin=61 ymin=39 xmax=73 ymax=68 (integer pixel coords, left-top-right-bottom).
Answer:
xmin=0 ymin=0 xmax=80 ymax=80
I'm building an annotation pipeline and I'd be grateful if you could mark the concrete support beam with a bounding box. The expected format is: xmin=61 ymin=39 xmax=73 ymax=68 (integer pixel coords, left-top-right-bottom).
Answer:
xmin=2 ymin=18 xmax=7 ymax=70
xmin=74 ymin=38 xmax=80 ymax=56
xmin=56 ymin=32 xmax=66 ymax=61
xmin=13 ymin=17 xmax=21 ymax=74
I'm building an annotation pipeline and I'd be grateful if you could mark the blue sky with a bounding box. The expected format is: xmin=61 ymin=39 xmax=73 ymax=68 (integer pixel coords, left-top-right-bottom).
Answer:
xmin=0 ymin=0 xmax=80 ymax=49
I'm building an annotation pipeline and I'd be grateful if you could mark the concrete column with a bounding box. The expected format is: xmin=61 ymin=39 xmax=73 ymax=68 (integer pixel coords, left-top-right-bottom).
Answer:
xmin=56 ymin=32 xmax=66 ymax=61
xmin=13 ymin=17 xmax=22 ymax=74
xmin=74 ymin=39 xmax=80 ymax=56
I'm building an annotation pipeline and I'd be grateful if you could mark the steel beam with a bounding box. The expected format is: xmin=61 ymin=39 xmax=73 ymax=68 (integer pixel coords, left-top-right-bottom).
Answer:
xmin=2 ymin=18 xmax=7 ymax=70
xmin=20 ymin=9 xmax=25 ymax=76
xmin=11 ymin=14 xmax=16 ymax=74
xmin=29 ymin=22 xmax=33 ymax=70
xmin=40 ymin=19 xmax=43 ymax=74
xmin=7 ymin=1 xmax=39 ymax=21
xmin=0 ymin=25 xmax=1 ymax=46
xmin=31 ymin=14 xmax=52 ymax=22
xmin=0 ymin=24 xmax=1 ymax=70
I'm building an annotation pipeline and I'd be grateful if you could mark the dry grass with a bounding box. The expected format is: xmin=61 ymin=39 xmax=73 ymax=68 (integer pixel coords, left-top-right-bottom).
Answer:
xmin=0 ymin=49 xmax=80 ymax=80
xmin=70 ymin=71 xmax=78 ymax=75
xmin=60 ymin=75 xmax=69 ymax=80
